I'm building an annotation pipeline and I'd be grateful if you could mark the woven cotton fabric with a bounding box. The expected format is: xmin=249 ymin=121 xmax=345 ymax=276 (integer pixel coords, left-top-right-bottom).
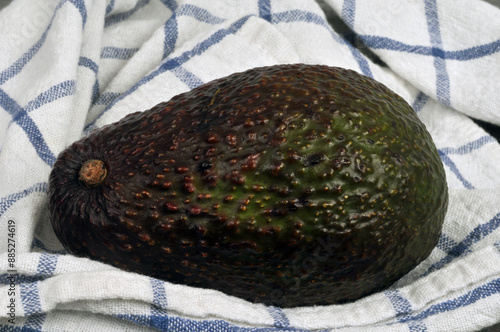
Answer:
xmin=1 ymin=0 xmax=500 ymax=331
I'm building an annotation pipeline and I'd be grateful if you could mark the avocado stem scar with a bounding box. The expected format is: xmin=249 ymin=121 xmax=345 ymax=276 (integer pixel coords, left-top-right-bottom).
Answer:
xmin=79 ymin=159 xmax=107 ymax=188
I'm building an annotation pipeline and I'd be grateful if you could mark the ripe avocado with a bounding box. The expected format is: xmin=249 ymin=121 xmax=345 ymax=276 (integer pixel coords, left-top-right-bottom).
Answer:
xmin=48 ymin=64 xmax=448 ymax=307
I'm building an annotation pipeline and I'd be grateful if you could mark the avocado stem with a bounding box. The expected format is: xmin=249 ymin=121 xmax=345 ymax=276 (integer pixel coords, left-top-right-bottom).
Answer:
xmin=79 ymin=159 xmax=107 ymax=188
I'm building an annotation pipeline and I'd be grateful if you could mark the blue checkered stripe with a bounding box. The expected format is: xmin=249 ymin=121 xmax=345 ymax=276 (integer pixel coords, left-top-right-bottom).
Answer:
xmin=1 ymin=0 xmax=500 ymax=331
xmin=0 ymin=253 xmax=58 ymax=331
xmin=112 ymin=279 xmax=319 ymax=332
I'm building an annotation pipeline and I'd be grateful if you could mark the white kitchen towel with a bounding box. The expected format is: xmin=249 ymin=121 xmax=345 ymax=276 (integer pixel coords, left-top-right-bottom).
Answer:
xmin=1 ymin=0 xmax=500 ymax=331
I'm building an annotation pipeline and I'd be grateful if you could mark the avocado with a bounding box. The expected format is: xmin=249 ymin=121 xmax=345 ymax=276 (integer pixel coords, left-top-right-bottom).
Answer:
xmin=48 ymin=64 xmax=448 ymax=307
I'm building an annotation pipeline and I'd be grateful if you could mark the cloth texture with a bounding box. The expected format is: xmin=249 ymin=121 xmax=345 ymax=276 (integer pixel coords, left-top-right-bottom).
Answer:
xmin=1 ymin=0 xmax=500 ymax=331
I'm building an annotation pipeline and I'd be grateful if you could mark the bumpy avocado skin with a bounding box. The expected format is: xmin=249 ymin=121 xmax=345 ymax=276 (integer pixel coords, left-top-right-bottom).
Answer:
xmin=48 ymin=64 xmax=448 ymax=307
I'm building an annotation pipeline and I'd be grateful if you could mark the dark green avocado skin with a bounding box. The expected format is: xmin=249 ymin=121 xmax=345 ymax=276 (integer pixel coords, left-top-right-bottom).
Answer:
xmin=48 ymin=64 xmax=448 ymax=307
